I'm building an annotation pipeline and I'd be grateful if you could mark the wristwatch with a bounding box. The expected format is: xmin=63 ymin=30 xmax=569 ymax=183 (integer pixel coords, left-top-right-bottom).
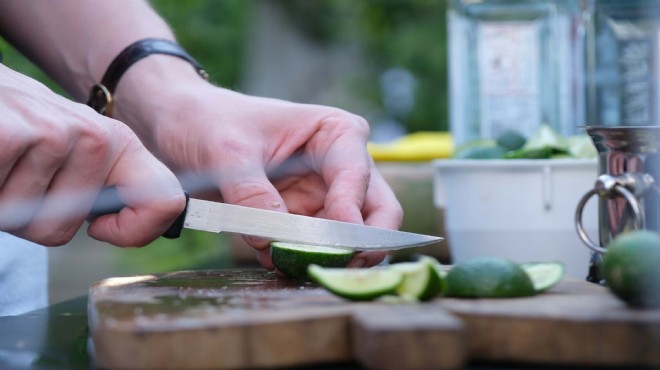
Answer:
xmin=87 ymin=38 xmax=208 ymax=117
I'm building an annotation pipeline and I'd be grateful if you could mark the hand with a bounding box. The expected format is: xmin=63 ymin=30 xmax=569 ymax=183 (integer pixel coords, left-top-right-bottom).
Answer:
xmin=0 ymin=65 xmax=186 ymax=247
xmin=114 ymin=68 xmax=403 ymax=269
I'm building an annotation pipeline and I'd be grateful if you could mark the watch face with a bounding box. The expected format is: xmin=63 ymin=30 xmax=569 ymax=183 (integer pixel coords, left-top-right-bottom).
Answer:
xmin=87 ymin=84 xmax=111 ymax=116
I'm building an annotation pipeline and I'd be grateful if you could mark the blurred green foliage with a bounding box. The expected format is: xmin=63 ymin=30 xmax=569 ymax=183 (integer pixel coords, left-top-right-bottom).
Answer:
xmin=280 ymin=0 xmax=448 ymax=132
xmin=150 ymin=0 xmax=250 ymax=89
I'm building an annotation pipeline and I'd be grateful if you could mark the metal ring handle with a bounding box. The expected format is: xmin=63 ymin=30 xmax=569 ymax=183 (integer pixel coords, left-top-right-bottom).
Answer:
xmin=575 ymin=185 xmax=644 ymax=254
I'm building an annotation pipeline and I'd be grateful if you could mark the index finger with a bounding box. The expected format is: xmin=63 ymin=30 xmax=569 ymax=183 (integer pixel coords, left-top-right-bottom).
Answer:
xmin=308 ymin=114 xmax=372 ymax=224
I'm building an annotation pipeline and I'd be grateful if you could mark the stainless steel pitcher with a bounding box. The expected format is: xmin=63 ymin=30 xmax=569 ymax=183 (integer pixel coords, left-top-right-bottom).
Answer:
xmin=575 ymin=126 xmax=660 ymax=283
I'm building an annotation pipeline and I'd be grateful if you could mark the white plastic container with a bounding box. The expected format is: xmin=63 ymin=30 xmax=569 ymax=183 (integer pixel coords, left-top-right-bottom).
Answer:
xmin=433 ymin=158 xmax=598 ymax=278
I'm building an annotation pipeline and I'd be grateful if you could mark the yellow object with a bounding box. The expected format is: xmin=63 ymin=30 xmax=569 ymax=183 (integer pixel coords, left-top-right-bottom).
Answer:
xmin=368 ymin=131 xmax=453 ymax=162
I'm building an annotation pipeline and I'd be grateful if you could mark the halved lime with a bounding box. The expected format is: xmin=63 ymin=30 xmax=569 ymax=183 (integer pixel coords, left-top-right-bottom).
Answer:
xmin=390 ymin=256 xmax=444 ymax=301
xmin=308 ymin=264 xmax=403 ymax=301
xmin=445 ymin=257 xmax=536 ymax=298
xmin=270 ymin=242 xmax=354 ymax=280
xmin=520 ymin=262 xmax=565 ymax=293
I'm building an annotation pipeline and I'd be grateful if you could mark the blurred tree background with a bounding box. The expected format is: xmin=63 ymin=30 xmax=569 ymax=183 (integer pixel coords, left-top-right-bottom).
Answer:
xmin=0 ymin=0 xmax=448 ymax=277
xmin=0 ymin=0 xmax=447 ymax=134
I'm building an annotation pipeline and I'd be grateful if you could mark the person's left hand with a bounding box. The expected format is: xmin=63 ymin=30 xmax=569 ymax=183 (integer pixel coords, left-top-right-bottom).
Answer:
xmin=114 ymin=66 xmax=403 ymax=269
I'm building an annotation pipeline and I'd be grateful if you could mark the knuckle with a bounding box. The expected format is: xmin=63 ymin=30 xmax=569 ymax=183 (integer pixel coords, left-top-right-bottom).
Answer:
xmin=319 ymin=109 xmax=371 ymax=137
xmin=24 ymin=123 xmax=72 ymax=162
xmin=224 ymin=180 xmax=275 ymax=207
xmin=79 ymin=120 xmax=114 ymax=161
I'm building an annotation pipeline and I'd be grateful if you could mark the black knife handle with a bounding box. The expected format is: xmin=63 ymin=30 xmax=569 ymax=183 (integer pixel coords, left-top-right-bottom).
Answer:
xmin=90 ymin=187 xmax=189 ymax=239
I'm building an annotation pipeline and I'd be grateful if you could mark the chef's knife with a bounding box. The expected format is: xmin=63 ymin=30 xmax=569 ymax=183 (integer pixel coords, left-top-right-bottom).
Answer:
xmin=91 ymin=187 xmax=442 ymax=251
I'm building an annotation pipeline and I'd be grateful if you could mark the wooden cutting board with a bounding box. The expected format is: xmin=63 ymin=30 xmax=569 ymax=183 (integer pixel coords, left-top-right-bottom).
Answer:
xmin=88 ymin=269 xmax=660 ymax=370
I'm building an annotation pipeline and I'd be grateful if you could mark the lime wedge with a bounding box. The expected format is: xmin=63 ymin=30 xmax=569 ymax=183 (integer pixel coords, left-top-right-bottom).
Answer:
xmin=523 ymin=124 xmax=568 ymax=152
xmin=271 ymin=242 xmax=353 ymax=280
xmin=389 ymin=256 xmax=444 ymax=301
xmin=520 ymin=262 xmax=565 ymax=293
xmin=566 ymin=135 xmax=597 ymax=159
xmin=308 ymin=264 xmax=403 ymax=301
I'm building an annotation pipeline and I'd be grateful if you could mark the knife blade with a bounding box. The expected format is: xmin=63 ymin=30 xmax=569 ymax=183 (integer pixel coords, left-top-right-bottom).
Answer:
xmin=92 ymin=187 xmax=443 ymax=251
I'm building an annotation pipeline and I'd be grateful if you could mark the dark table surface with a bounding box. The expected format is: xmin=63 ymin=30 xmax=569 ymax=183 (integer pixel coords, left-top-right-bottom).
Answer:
xmin=0 ymin=297 xmax=657 ymax=370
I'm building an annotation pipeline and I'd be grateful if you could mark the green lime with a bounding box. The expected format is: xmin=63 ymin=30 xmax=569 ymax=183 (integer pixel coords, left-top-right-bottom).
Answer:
xmin=520 ymin=262 xmax=565 ymax=292
xmin=446 ymin=257 xmax=536 ymax=298
xmin=496 ymin=130 xmax=527 ymax=151
xmin=389 ymin=256 xmax=444 ymax=301
xmin=270 ymin=242 xmax=354 ymax=280
xmin=308 ymin=264 xmax=403 ymax=301
xmin=603 ymin=230 xmax=660 ymax=308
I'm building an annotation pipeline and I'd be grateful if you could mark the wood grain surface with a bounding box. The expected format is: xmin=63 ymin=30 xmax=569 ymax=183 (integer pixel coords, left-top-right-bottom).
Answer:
xmin=88 ymin=269 xmax=660 ymax=370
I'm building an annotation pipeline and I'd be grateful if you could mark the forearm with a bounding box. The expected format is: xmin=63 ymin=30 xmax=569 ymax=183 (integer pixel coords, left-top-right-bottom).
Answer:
xmin=0 ymin=0 xmax=176 ymax=100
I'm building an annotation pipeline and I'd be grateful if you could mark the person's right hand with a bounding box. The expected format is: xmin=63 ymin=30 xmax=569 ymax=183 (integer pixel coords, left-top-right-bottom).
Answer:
xmin=0 ymin=65 xmax=185 ymax=247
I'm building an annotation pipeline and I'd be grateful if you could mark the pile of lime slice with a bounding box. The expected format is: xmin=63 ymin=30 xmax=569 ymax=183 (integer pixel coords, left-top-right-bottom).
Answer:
xmin=308 ymin=255 xmax=564 ymax=302
xmin=309 ymin=256 xmax=445 ymax=302
xmin=452 ymin=125 xmax=596 ymax=160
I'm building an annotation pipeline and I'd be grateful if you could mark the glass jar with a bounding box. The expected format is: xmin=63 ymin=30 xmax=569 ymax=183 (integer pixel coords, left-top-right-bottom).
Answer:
xmin=588 ymin=0 xmax=660 ymax=127
xmin=448 ymin=0 xmax=591 ymax=147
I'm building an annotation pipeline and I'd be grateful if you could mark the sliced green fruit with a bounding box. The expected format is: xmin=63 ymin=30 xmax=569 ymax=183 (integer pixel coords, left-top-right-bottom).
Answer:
xmin=503 ymin=146 xmax=557 ymax=159
xmin=308 ymin=264 xmax=403 ymax=301
xmin=455 ymin=145 xmax=507 ymax=159
xmin=523 ymin=124 xmax=568 ymax=152
xmin=565 ymin=135 xmax=597 ymax=159
xmin=390 ymin=256 xmax=444 ymax=301
xmin=603 ymin=230 xmax=660 ymax=308
xmin=271 ymin=242 xmax=353 ymax=280
xmin=446 ymin=257 xmax=536 ymax=298
xmin=520 ymin=262 xmax=565 ymax=292
xmin=452 ymin=139 xmax=506 ymax=159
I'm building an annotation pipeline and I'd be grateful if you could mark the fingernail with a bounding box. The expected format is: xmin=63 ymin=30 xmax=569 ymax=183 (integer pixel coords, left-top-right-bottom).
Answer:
xmin=351 ymin=258 xmax=366 ymax=268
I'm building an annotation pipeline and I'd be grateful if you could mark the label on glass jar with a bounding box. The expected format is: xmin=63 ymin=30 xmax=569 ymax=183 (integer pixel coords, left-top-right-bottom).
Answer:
xmin=618 ymin=38 xmax=653 ymax=126
xmin=478 ymin=21 xmax=541 ymax=138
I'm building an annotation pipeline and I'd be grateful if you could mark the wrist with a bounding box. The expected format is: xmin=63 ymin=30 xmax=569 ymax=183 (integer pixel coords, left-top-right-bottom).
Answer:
xmin=111 ymin=54 xmax=214 ymax=149
xmin=86 ymin=38 xmax=207 ymax=118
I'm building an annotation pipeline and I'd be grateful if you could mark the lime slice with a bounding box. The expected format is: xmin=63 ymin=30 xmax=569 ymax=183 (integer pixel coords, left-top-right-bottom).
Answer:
xmin=446 ymin=257 xmax=536 ymax=298
xmin=452 ymin=139 xmax=506 ymax=159
xmin=390 ymin=257 xmax=444 ymax=301
xmin=270 ymin=242 xmax=354 ymax=280
xmin=520 ymin=262 xmax=565 ymax=293
xmin=308 ymin=264 xmax=403 ymax=301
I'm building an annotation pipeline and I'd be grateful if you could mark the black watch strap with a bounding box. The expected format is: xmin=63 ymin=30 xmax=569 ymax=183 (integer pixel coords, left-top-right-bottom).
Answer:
xmin=86 ymin=38 xmax=208 ymax=117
